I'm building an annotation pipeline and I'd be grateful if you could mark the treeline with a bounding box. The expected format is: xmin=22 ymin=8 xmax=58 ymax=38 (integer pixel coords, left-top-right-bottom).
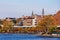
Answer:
xmin=0 ymin=15 xmax=60 ymax=34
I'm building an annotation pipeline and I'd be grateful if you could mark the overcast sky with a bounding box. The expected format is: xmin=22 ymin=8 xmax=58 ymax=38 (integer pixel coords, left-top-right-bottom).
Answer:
xmin=0 ymin=0 xmax=60 ymax=18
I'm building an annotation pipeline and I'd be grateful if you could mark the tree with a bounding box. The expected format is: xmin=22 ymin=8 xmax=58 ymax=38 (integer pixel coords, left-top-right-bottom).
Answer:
xmin=2 ymin=19 xmax=14 ymax=27
xmin=37 ymin=15 xmax=57 ymax=33
xmin=0 ymin=19 xmax=2 ymax=24
xmin=2 ymin=19 xmax=14 ymax=32
xmin=12 ymin=19 xmax=16 ymax=25
xmin=48 ymin=26 xmax=57 ymax=33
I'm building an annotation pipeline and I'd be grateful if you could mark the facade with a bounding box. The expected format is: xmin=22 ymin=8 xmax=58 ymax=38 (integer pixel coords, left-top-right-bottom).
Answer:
xmin=16 ymin=16 xmax=37 ymax=27
xmin=32 ymin=18 xmax=37 ymax=27
xmin=23 ymin=18 xmax=32 ymax=26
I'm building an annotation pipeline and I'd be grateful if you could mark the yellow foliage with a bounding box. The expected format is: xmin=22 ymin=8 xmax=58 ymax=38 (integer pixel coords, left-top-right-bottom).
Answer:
xmin=37 ymin=15 xmax=57 ymax=32
xmin=38 ymin=15 xmax=57 ymax=27
xmin=2 ymin=20 xmax=14 ymax=27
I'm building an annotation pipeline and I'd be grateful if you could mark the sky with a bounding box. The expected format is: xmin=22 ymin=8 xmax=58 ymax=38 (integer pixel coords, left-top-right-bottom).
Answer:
xmin=0 ymin=0 xmax=60 ymax=18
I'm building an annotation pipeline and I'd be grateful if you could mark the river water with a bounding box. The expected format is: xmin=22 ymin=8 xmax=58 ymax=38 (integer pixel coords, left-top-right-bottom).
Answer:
xmin=0 ymin=34 xmax=60 ymax=40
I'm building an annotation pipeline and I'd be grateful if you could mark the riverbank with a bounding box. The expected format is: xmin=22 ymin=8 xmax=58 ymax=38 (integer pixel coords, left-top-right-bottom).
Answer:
xmin=0 ymin=32 xmax=60 ymax=38
xmin=35 ymin=33 xmax=60 ymax=38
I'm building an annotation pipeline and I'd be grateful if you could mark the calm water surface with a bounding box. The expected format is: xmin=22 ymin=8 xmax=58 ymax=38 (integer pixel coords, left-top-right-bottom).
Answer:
xmin=0 ymin=34 xmax=60 ymax=40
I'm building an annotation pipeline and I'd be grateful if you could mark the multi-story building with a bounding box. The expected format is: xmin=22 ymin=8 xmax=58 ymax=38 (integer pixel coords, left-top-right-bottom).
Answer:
xmin=23 ymin=16 xmax=33 ymax=26
xmin=15 ymin=8 xmax=44 ymax=27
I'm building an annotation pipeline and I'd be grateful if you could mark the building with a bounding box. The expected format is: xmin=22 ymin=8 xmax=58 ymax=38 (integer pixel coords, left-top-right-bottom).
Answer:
xmin=54 ymin=11 xmax=60 ymax=25
xmin=15 ymin=8 xmax=45 ymax=27
xmin=23 ymin=17 xmax=33 ymax=26
xmin=31 ymin=8 xmax=44 ymax=26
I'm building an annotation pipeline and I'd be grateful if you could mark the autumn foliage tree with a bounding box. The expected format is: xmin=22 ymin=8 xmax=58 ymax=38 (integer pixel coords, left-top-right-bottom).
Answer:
xmin=37 ymin=15 xmax=57 ymax=33
xmin=2 ymin=19 xmax=14 ymax=32
xmin=2 ymin=20 xmax=14 ymax=27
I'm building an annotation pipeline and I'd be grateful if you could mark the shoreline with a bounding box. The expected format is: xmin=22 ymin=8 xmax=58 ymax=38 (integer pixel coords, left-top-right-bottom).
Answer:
xmin=0 ymin=33 xmax=60 ymax=38
xmin=34 ymin=33 xmax=60 ymax=38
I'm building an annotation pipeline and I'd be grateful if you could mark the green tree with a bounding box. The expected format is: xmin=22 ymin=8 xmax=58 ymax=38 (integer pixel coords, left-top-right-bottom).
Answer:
xmin=48 ymin=26 xmax=57 ymax=33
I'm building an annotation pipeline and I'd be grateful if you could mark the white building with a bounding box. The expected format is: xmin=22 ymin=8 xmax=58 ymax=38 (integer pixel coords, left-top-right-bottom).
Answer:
xmin=32 ymin=16 xmax=37 ymax=27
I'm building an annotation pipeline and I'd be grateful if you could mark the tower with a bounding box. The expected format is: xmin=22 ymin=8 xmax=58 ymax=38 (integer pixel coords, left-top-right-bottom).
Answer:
xmin=32 ymin=11 xmax=33 ymax=16
xmin=31 ymin=11 xmax=35 ymax=18
xmin=42 ymin=8 xmax=44 ymax=19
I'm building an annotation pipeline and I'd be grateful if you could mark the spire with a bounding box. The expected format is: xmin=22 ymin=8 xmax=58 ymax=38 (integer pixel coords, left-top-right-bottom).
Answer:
xmin=31 ymin=11 xmax=34 ymax=18
xmin=32 ymin=11 xmax=34 ymax=16
xmin=42 ymin=8 xmax=44 ymax=18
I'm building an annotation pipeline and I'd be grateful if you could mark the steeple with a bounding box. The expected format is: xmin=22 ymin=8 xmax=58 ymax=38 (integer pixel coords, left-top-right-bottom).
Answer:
xmin=32 ymin=11 xmax=34 ymax=16
xmin=42 ymin=8 xmax=44 ymax=18
xmin=31 ymin=11 xmax=34 ymax=18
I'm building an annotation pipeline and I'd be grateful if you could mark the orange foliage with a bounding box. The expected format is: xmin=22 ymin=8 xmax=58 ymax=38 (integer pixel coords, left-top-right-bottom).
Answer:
xmin=37 ymin=15 xmax=57 ymax=32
